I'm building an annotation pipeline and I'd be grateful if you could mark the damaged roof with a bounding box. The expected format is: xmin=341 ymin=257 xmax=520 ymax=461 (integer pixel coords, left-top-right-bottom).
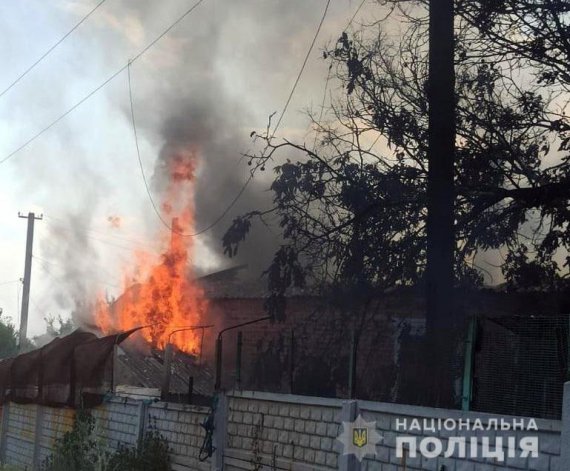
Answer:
xmin=115 ymin=342 xmax=214 ymax=397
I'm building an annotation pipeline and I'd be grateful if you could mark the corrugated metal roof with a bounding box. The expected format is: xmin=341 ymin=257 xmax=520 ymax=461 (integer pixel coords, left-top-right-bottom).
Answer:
xmin=115 ymin=343 xmax=214 ymax=397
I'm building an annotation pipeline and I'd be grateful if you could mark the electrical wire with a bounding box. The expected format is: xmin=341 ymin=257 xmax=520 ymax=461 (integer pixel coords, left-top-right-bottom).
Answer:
xmin=43 ymin=214 xmax=156 ymax=249
xmin=0 ymin=0 xmax=206 ymax=166
xmin=16 ymin=281 xmax=21 ymax=318
xmin=0 ymin=0 xmax=108 ymax=100
xmin=313 ymin=65 xmax=332 ymax=150
xmin=128 ymin=62 xmax=253 ymax=236
xmin=34 ymin=255 xmax=119 ymax=289
xmin=270 ymin=0 xmax=332 ymax=139
xmin=312 ymin=0 xmax=366 ymax=150
xmin=29 ymin=296 xmax=43 ymax=314
xmin=0 ymin=279 xmax=21 ymax=287
xmin=43 ymin=219 xmax=157 ymax=254
xmin=345 ymin=0 xmax=367 ymax=31
xmin=129 ymin=0 xmax=332 ymax=237
xmin=128 ymin=63 xmax=253 ymax=236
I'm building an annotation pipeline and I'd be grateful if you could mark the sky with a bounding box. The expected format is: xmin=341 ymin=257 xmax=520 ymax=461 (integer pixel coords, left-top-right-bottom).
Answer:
xmin=0 ymin=0 xmax=372 ymax=337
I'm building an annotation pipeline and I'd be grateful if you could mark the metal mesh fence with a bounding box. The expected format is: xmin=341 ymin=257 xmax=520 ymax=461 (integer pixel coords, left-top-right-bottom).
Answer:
xmin=220 ymin=310 xmax=468 ymax=408
xmin=216 ymin=308 xmax=569 ymax=419
xmin=471 ymin=314 xmax=568 ymax=420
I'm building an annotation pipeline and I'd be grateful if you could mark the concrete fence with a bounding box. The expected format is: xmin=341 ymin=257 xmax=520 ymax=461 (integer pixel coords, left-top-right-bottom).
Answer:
xmin=220 ymin=391 xmax=563 ymax=471
xmin=0 ymin=398 xmax=210 ymax=471
xmin=1 ymin=385 xmax=570 ymax=470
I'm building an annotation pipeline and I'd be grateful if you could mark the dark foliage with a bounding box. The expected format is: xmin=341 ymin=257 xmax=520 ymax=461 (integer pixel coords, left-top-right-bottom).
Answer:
xmin=42 ymin=409 xmax=171 ymax=471
xmin=224 ymin=0 xmax=570 ymax=318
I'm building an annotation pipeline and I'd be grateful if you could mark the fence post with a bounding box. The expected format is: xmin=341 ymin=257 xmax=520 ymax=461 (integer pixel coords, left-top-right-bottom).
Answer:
xmin=136 ymin=400 xmax=148 ymax=447
xmin=348 ymin=328 xmax=358 ymax=399
xmin=33 ymin=404 xmax=45 ymax=469
xmin=0 ymin=402 xmax=10 ymax=463
xmin=461 ymin=315 xmax=477 ymax=411
xmin=211 ymin=393 xmax=228 ymax=471
xmin=236 ymin=332 xmax=243 ymax=390
xmin=338 ymin=400 xmax=360 ymax=471
xmin=561 ymin=382 xmax=570 ymax=469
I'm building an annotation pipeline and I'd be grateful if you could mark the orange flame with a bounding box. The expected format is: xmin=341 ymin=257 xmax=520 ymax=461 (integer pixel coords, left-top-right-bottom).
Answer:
xmin=95 ymin=148 xmax=208 ymax=353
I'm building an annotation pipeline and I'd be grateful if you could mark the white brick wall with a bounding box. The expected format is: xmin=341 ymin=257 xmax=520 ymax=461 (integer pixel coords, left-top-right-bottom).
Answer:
xmin=358 ymin=401 xmax=562 ymax=471
xmin=147 ymin=402 xmax=210 ymax=471
xmin=37 ymin=407 xmax=75 ymax=465
xmin=225 ymin=391 xmax=563 ymax=471
xmin=0 ymin=399 xmax=210 ymax=470
xmin=226 ymin=392 xmax=342 ymax=470
xmin=91 ymin=397 xmax=140 ymax=451
xmin=5 ymin=402 xmax=37 ymax=469
xmin=0 ymin=392 xmax=565 ymax=471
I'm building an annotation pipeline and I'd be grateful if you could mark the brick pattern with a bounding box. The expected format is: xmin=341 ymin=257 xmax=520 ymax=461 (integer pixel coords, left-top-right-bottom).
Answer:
xmin=211 ymin=297 xmax=420 ymax=400
xmin=5 ymin=402 xmax=37 ymax=468
xmin=361 ymin=408 xmax=562 ymax=471
xmin=227 ymin=396 xmax=340 ymax=470
xmin=0 ymin=394 xmax=564 ymax=471
xmin=90 ymin=397 xmax=141 ymax=451
xmin=38 ymin=407 xmax=75 ymax=464
xmin=1 ymin=399 xmax=210 ymax=471
xmin=147 ymin=402 xmax=210 ymax=471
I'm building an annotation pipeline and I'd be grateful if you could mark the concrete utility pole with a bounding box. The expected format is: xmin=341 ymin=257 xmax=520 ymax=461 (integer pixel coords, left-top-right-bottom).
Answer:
xmin=18 ymin=212 xmax=42 ymax=350
xmin=425 ymin=0 xmax=456 ymax=404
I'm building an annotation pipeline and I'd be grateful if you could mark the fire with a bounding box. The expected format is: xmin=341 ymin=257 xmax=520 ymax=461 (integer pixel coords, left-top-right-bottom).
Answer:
xmin=95 ymin=147 xmax=208 ymax=353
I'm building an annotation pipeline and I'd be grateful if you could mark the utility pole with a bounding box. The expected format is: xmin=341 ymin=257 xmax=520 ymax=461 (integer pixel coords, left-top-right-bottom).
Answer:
xmin=425 ymin=0 xmax=456 ymax=405
xmin=18 ymin=212 xmax=42 ymax=350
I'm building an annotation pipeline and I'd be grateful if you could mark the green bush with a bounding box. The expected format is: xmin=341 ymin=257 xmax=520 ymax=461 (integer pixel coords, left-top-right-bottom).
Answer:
xmin=107 ymin=429 xmax=171 ymax=471
xmin=42 ymin=409 xmax=171 ymax=471
xmin=42 ymin=409 xmax=107 ymax=471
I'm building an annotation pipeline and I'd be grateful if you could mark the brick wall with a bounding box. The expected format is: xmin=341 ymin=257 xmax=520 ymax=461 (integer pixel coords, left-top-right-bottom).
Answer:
xmin=209 ymin=296 xmax=415 ymax=401
xmin=358 ymin=400 xmax=562 ymax=471
xmin=37 ymin=407 xmax=75 ymax=464
xmin=224 ymin=391 xmax=563 ymax=471
xmin=0 ymin=390 xmax=566 ymax=470
xmin=5 ymin=402 xmax=37 ymax=468
xmin=208 ymin=290 xmax=570 ymax=407
xmin=91 ymin=397 xmax=140 ymax=451
xmin=146 ymin=401 xmax=210 ymax=471
xmin=0 ymin=399 xmax=209 ymax=470
xmin=226 ymin=393 xmax=341 ymax=470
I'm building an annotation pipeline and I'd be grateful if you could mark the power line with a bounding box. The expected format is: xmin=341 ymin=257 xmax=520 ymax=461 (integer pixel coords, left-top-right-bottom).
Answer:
xmin=0 ymin=66 xmax=127 ymax=165
xmin=0 ymin=279 xmax=21 ymax=287
xmin=128 ymin=62 xmax=174 ymax=235
xmin=313 ymin=0 xmax=366 ymax=150
xmin=313 ymin=64 xmax=332 ymax=150
xmin=43 ymin=214 xmax=156 ymax=249
xmin=0 ymin=0 xmax=206 ymax=166
xmin=129 ymin=0 xmax=332 ymax=237
xmin=29 ymin=296 xmax=43 ymax=315
xmin=43 ymin=219 xmax=157 ymax=254
xmin=270 ymin=0 xmax=332 ymax=139
xmin=16 ymin=281 xmax=21 ymax=322
xmin=33 ymin=255 xmax=120 ymax=289
xmin=345 ymin=0 xmax=367 ymax=31
xmin=0 ymin=0 xmax=108 ymax=100
xmin=128 ymin=53 xmax=253 ymax=237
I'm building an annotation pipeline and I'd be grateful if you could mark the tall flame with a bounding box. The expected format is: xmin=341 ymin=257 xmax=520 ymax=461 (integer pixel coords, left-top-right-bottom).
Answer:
xmin=95 ymin=148 xmax=208 ymax=353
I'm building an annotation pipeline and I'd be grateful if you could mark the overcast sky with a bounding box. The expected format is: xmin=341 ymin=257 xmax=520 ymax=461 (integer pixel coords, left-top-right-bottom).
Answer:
xmin=0 ymin=0 xmax=371 ymax=337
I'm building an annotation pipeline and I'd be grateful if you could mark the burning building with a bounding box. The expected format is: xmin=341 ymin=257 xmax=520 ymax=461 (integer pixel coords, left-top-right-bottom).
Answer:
xmin=94 ymin=147 xmax=209 ymax=354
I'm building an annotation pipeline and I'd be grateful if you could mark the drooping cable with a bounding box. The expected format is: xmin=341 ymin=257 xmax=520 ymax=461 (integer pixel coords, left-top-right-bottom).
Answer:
xmin=0 ymin=0 xmax=109 ymax=100
xmin=0 ymin=0 xmax=206 ymax=165
xmin=129 ymin=0 xmax=332 ymax=237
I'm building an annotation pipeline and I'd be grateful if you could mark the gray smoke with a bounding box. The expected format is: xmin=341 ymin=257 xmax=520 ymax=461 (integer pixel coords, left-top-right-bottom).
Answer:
xmin=9 ymin=0 xmax=357 ymax=332
xmin=114 ymin=0 xmax=352 ymax=279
